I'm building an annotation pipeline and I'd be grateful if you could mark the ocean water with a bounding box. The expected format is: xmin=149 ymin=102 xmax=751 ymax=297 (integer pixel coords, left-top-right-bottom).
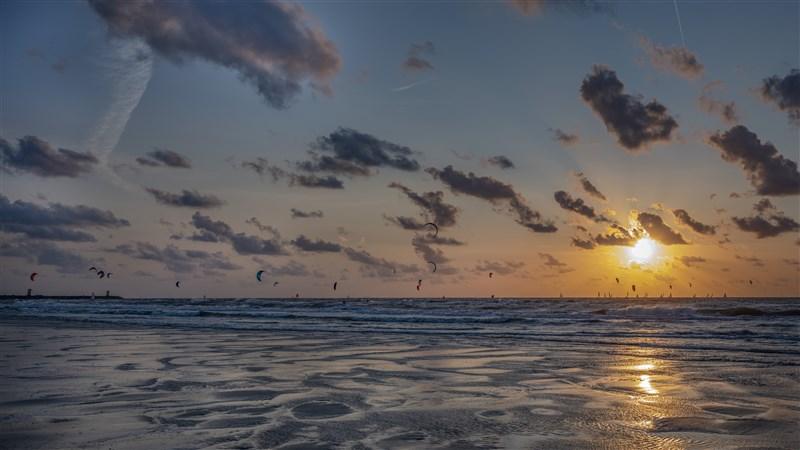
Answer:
xmin=2 ymin=297 xmax=798 ymax=358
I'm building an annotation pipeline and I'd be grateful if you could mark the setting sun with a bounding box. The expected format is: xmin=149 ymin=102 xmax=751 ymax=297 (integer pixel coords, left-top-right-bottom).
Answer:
xmin=629 ymin=238 xmax=657 ymax=264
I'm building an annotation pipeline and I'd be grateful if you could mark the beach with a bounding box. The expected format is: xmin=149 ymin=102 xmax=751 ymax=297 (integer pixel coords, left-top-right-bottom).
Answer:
xmin=1 ymin=297 xmax=798 ymax=449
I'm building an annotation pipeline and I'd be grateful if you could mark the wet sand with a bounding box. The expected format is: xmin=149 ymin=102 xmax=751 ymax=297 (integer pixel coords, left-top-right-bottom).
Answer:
xmin=1 ymin=319 xmax=798 ymax=449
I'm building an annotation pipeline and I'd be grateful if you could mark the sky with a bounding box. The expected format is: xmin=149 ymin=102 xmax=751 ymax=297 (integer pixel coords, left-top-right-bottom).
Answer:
xmin=1 ymin=0 xmax=798 ymax=298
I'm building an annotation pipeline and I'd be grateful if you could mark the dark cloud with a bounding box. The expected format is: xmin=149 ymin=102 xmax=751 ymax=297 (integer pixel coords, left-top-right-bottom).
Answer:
xmin=145 ymin=188 xmax=225 ymax=208
xmin=637 ymin=212 xmax=688 ymax=245
xmin=343 ymin=247 xmax=418 ymax=278
xmin=290 ymin=174 xmax=344 ymax=189
xmin=486 ymin=155 xmax=515 ymax=169
xmin=639 ymin=36 xmax=704 ymax=79
xmin=295 ymin=155 xmax=371 ymax=177
xmin=312 ymin=128 xmax=420 ymax=172
xmin=252 ymin=259 xmax=316 ymax=277
xmin=708 ymin=125 xmax=799 ymax=196
xmin=190 ymin=212 xmax=288 ymax=255
xmin=580 ymin=65 xmax=678 ymax=151
xmin=760 ymin=69 xmax=800 ymax=124
xmin=241 ymin=158 xmax=345 ymax=189
xmin=388 ymin=182 xmax=459 ymax=228
xmin=138 ymin=148 xmax=191 ymax=168
xmin=245 ymin=217 xmax=280 ymax=236
xmin=112 ymin=241 xmax=240 ymax=273
xmin=384 ymin=215 xmax=427 ymax=231
xmin=509 ymin=0 xmax=609 ymax=16
xmin=672 ymin=209 xmax=716 ymax=235
xmin=290 ymin=208 xmax=323 ymax=219
xmin=403 ymin=41 xmax=435 ymax=72
xmin=553 ymin=191 xmax=609 ymax=222
xmin=291 ymin=235 xmax=342 ymax=253
xmin=474 ymin=260 xmax=525 ymax=276
xmin=0 ymin=194 xmax=129 ymax=242
xmin=698 ymin=81 xmax=739 ymax=124
xmin=594 ymin=223 xmax=641 ymax=247
xmin=411 ymin=235 xmax=449 ymax=265
xmin=0 ymin=240 xmax=90 ymax=273
xmin=426 ymin=166 xmax=557 ymax=234
xmin=241 ymin=158 xmax=287 ymax=181
xmin=735 ymin=254 xmax=765 ymax=267
xmin=678 ymin=255 xmax=706 ymax=267
xmin=89 ymin=0 xmax=341 ymax=109
xmin=575 ymin=172 xmax=606 ymax=201
xmin=539 ymin=253 xmax=573 ymax=273
xmin=549 ymin=128 xmax=579 ymax=146
xmin=571 ymin=237 xmax=596 ymax=250
xmin=1 ymin=135 xmax=98 ymax=178
xmin=731 ymin=201 xmax=799 ymax=238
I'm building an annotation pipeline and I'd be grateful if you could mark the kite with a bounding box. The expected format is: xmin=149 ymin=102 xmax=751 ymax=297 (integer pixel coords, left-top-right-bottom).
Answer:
xmin=176 ymin=281 xmax=181 ymax=288
xmin=333 ymin=281 xmax=338 ymax=291
xmin=89 ymin=267 xmax=97 ymax=272
xmin=427 ymin=261 xmax=437 ymax=273
xmin=489 ymin=272 xmax=493 ymax=278
xmin=615 ymin=277 xmax=619 ymax=284
xmin=632 ymin=284 xmax=636 ymax=292
xmin=273 ymin=281 xmax=279 ymax=287
xmin=424 ymin=222 xmax=439 ymax=238
xmin=256 ymin=270 xmax=265 ymax=282
xmin=97 ymin=270 xmax=106 ymax=279
xmin=30 ymin=272 xmax=38 ymax=282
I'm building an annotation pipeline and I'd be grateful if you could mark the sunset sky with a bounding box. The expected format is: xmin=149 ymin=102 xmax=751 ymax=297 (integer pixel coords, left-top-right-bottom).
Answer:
xmin=1 ymin=0 xmax=798 ymax=298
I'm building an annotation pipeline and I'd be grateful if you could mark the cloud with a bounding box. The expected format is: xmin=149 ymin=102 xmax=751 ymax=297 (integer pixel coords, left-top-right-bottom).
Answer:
xmin=735 ymin=254 xmax=764 ymax=267
xmin=731 ymin=201 xmax=799 ymax=238
xmin=575 ymin=172 xmax=606 ymax=201
xmin=241 ymin=158 xmax=287 ymax=181
xmin=424 ymin=166 xmax=556 ymax=233
xmin=311 ymin=128 xmax=420 ymax=173
xmin=637 ymin=212 xmax=688 ymax=245
xmin=1 ymin=135 xmax=98 ymax=178
xmin=190 ymin=212 xmax=288 ymax=255
xmin=112 ymin=241 xmax=240 ymax=273
xmin=508 ymin=0 xmax=609 ymax=16
xmin=137 ymin=148 xmax=192 ymax=168
xmin=0 ymin=240 xmax=91 ymax=273
xmin=291 ymin=235 xmax=342 ymax=253
xmin=388 ymin=182 xmax=459 ymax=228
xmin=571 ymin=237 xmax=596 ymax=250
xmin=549 ymin=128 xmax=579 ymax=146
xmin=474 ymin=260 xmax=525 ymax=275
xmin=403 ymin=41 xmax=435 ymax=72
xmin=538 ymin=253 xmax=573 ymax=273
xmin=760 ymin=69 xmax=800 ymax=124
xmin=639 ymin=36 xmax=704 ymax=79
xmin=553 ymin=190 xmax=609 ymax=222
xmin=678 ymin=255 xmax=706 ymax=267
xmin=290 ymin=174 xmax=344 ymax=189
xmin=342 ymin=247 xmax=418 ymax=278
xmin=145 ymin=188 xmax=225 ymax=208
xmin=486 ymin=155 xmax=515 ymax=169
xmin=594 ymin=223 xmax=640 ymax=246
xmin=0 ymin=194 xmax=129 ymax=242
xmin=580 ymin=65 xmax=678 ymax=151
xmin=253 ymin=258 xmax=316 ymax=277
xmin=698 ymin=81 xmax=739 ymax=124
xmin=672 ymin=209 xmax=716 ymax=235
xmin=296 ymin=155 xmax=371 ymax=177
xmin=708 ymin=125 xmax=800 ymax=196
xmin=290 ymin=208 xmax=323 ymax=219
xmin=240 ymin=157 xmax=345 ymax=190
xmin=245 ymin=217 xmax=280 ymax=236
xmin=88 ymin=0 xmax=341 ymax=109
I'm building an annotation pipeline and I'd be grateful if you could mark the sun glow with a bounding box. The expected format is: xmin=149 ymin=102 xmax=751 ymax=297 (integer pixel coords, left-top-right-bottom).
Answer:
xmin=629 ymin=238 xmax=657 ymax=264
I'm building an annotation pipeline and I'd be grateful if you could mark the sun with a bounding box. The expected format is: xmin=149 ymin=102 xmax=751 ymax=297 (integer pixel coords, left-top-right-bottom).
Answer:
xmin=629 ymin=238 xmax=657 ymax=264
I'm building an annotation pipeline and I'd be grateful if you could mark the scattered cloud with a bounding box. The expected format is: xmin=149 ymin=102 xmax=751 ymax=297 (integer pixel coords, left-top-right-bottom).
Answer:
xmin=731 ymin=200 xmax=799 ymax=238
xmin=426 ymin=165 xmax=557 ymax=233
xmin=549 ymin=128 xmax=579 ymax=146
xmin=0 ymin=194 xmax=129 ymax=242
xmin=137 ymin=148 xmax=191 ymax=168
xmin=88 ymin=0 xmax=341 ymax=109
xmin=580 ymin=65 xmax=678 ymax=151
xmin=190 ymin=212 xmax=288 ymax=255
xmin=388 ymin=182 xmax=459 ymax=229
xmin=112 ymin=241 xmax=240 ymax=273
xmin=403 ymin=41 xmax=435 ymax=71
xmin=487 ymin=155 xmax=515 ymax=169
xmin=538 ymin=253 xmax=573 ymax=273
xmin=342 ymin=247 xmax=418 ymax=278
xmin=708 ymin=125 xmax=799 ymax=196
xmin=1 ymin=135 xmax=98 ymax=178
xmin=575 ymin=172 xmax=606 ymax=201
xmin=253 ymin=258 xmax=317 ymax=277
xmin=290 ymin=208 xmax=323 ymax=219
xmin=678 ymin=255 xmax=706 ymax=267
xmin=698 ymin=81 xmax=739 ymax=124
xmin=0 ymin=240 xmax=91 ymax=273
xmin=291 ymin=235 xmax=342 ymax=253
xmin=554 ymin=190 xmax=609 ymax=222
xmin=474 ymin=260 xmax=525 ymax=276
xmin=571 ymin=237 xmax=596 ymax=250
xmin=637 ymin=212 xmax=688 ymax=245
xmin=594 ymin=223 xmax=640 ymax=246
xmin=735 ymin=254 xmax=764 ymax=267
xmin=310 ymin=128 xmax=420 ymax=173
xmin=672 ymin=209 xmax=716 ymax=235
xmin=145 ymin=188 xmax=225 ymax=208
xmin=639 ymin=36 xmax=704 ymax=79
xmin=760 ymin=69 xmax=800 ymax=124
